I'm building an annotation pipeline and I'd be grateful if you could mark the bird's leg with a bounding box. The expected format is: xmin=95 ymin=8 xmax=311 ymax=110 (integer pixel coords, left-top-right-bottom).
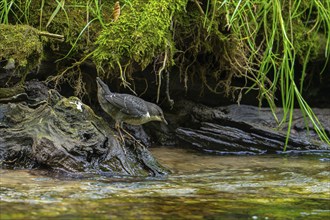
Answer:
xmin=114 ymin=121 xmax=128 ymax=155
xmin=115 ymin=122 xmax=144 ymax=149
xmin=121 ymin=128 xmax=145 ymax=148
xmin=115 ymin=121 xmax=125 ymax=143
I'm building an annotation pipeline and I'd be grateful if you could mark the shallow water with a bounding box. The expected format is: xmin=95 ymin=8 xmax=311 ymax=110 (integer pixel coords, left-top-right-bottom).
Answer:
xmin=1 ymin=147 xmax=329 ymax=219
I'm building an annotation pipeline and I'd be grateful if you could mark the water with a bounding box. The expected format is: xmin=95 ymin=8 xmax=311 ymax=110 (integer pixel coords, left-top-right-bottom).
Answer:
xmin=1 ymin=147 xmax=329 ymax=219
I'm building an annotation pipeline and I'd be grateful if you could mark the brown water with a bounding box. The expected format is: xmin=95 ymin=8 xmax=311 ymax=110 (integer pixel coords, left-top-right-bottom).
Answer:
xmin=1 ymin=147 xmax=329 ymax=219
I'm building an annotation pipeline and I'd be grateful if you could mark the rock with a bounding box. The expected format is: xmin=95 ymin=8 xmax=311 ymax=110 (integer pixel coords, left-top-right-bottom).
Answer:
xmin=174 ymin=101 xmax=330 ymax=154
xmin=0 ymin=85 xmax=167 ymax=177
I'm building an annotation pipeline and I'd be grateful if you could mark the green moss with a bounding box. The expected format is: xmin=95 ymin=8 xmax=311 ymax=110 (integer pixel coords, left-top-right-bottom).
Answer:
xmin=173 ymin=4 xmax=235 ymax=95
xmin=3 ymin=0 xmax=112 ymax=60
xmin=0 ymin=24 xmax=43 ymax=74
xmin=0 ymin=84 xmax=25 ymax=99
xmin=35 ymin=0 xmax=110 ymax=57
xmin=93 ymin=0 xmax=188 ymax=78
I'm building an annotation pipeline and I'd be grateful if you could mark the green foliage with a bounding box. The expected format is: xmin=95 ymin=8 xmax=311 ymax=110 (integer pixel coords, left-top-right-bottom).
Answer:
xmin=173 ymin=3 xmax=236 ymax=95
xmin=0 ymin=0 xmax=112 ymax=96
xmin=0 ymin=0 xmax=13 ymax=24
xmin=1 ymin=0 xmax=111 ymax=58
xmin=202 ymin=0 xmax=330 ymax=146
xmin=93 ymin=0 xmax=188 ymax=80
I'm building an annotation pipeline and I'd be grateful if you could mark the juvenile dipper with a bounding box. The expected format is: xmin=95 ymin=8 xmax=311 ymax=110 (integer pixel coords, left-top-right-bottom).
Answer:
xmin=96 ymin=77 xmax=167 ymax=129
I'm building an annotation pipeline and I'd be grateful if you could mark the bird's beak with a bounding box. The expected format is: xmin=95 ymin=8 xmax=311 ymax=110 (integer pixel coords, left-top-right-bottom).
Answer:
xmin=162 ymin=116 xmax=168 ymax=125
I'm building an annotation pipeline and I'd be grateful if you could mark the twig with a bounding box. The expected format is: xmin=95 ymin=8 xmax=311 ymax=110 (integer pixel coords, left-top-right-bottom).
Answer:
xmin=38 ymin=31 xmax=65 ymax=42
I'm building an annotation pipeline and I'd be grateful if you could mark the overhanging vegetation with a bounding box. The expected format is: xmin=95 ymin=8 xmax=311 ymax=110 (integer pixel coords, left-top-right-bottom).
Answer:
xmin=1 ymin=0 xmax=329 ymax=146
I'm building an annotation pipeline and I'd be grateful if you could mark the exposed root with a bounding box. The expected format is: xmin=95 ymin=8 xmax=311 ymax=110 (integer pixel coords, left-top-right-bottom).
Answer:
xmin=156 ymin=45 xmax=169 ymax=103
xmin=165 ymin=70 xmax=174 ymax=109
xmin=117 ymin=60 xmax=137 ymax=95
xmin=46 ymin=52 xmax=93 ymax=98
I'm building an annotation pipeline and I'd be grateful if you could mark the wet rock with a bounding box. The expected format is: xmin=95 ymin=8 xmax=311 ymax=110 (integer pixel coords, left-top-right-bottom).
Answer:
xmin=0 ymin=77 xmax=48 ymax=109
xmin=24 ymin=80 xmax=49 ymax=105
xmin=0 ymin=88 xmax=167 ymax=177
xmin=144 ymin=121 xmax=174 ymax=146
xmin=174 ymin=101 xmax=329 ymax=154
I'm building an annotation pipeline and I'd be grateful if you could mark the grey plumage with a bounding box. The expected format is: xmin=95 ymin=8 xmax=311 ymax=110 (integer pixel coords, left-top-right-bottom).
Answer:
xmin=96 ymin=77 xmax=167 ymax=126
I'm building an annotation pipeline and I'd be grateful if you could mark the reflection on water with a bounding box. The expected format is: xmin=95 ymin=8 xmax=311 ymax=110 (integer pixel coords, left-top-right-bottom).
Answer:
xmin=1 ymin=147 xmax=329 ymax=219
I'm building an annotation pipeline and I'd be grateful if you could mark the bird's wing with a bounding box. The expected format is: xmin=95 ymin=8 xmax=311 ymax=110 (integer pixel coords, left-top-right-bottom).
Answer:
xmin=104 ymin=93 xmax=148 ymax=116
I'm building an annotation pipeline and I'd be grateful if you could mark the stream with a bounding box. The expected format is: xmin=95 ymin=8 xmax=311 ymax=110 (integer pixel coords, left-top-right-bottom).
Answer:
xmin=1 ymin=147 xmax=329 ymax=219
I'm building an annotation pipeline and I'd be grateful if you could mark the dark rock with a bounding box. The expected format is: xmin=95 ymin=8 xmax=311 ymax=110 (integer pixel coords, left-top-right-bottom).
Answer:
xmin=0 ymin=88 xmax=167 ymax=177
xmin=24 ymin=79 xmax=49 ymax=106
xmin=0 ymin=80 xmax=47 ymax=105
xmin=144 ymin=121 xmax=174 ymax=146
xmin=174 ymin=101 xmax=329 ymax=154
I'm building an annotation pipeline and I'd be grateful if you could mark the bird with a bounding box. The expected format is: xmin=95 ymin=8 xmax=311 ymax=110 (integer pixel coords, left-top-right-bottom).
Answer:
xmin=96 ymin=77 xmax=167 ymax=140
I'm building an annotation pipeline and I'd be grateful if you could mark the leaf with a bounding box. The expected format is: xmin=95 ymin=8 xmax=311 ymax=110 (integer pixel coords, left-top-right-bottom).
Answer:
xmin=46 ymin=0 xmax=65 ymax=28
